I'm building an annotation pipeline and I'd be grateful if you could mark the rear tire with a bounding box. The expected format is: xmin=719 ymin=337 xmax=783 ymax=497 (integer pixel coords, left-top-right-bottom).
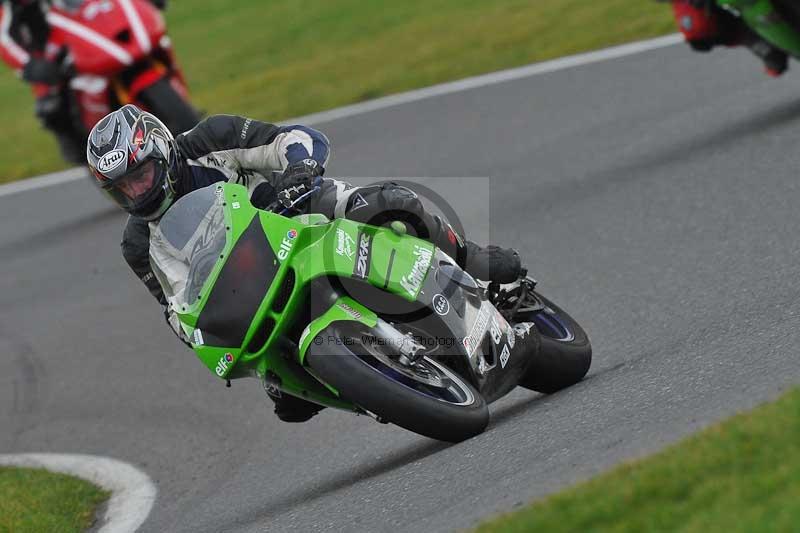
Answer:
xmin=306 ymin=322 xmax=489 ymax=442
xmin=137 ymin=77 xmax=200 ymax=134
xmin=518 ymin=293 xmax=591 ymax=394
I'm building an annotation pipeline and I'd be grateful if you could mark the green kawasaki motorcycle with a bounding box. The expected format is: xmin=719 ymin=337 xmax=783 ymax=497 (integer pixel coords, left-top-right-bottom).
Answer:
xmin=149 ymin=182 xmax=592 ymax=442
xmin=717 ymin=0 xmax=800 ymax=56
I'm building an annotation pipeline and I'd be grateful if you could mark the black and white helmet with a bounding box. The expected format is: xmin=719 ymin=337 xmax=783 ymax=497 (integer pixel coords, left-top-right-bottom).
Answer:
xmin=87 ymin=105 xmax=179 ymax=220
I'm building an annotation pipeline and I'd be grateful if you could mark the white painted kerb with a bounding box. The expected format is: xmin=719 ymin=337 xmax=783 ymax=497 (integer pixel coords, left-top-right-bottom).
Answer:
xmin=0 ymin=453 xmax=156 ymax=533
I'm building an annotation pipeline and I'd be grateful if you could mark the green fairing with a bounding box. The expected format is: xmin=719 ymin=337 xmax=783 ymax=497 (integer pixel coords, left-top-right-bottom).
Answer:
xmin=717 ymin=0 xmax=800 ymax=57
xmin=170 ymin=183 xmax=433 ymax=412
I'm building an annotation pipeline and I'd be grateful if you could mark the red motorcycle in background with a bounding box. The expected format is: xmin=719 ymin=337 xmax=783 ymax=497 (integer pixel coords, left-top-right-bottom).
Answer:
xmin=44 ymin=0 xmax=199 ymax=140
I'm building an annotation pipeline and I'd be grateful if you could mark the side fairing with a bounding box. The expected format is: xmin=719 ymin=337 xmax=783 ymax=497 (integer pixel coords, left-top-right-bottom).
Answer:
xmin=292 ymin=219 xmax=436 ymax=303
xmin=408 ymin=252 xmax=531 ymax=400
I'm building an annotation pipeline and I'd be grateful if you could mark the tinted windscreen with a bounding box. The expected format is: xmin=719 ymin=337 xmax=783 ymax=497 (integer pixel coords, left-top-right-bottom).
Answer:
xmin=195 ymin=217 xmax=280 ymax=347
xmin=150 ymin=185 xmax=227 ymax=310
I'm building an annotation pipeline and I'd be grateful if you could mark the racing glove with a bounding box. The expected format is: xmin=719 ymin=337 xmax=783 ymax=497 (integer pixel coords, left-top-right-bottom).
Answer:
xmin=250 ymin=159 xmax=324 ymax=210
xmin=274 ymin=159 xmax=324 ymax=208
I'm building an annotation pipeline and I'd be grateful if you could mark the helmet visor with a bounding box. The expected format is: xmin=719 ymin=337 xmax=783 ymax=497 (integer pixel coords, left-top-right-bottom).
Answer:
xmin=119 ymin=160 xmax=158 ymax=200
xmin=104 ymin=159 xmax=168 ymax=213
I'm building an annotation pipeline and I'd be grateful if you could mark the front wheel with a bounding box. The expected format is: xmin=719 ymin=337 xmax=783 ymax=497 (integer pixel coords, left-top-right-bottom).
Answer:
xmin=136 ymin=76 xmax=201 ymax=134
xmin=305 ymin=322 xmax=489 ymax=442
xmin=517 ymin=292 xmax=592 ymax=394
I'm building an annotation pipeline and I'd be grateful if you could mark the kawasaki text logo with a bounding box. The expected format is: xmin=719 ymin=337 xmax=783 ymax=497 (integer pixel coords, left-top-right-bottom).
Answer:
xmin=336 ymin=229 xmax=355 ymax=258
xmin=400 ymin=245 xmax=432 ymax=297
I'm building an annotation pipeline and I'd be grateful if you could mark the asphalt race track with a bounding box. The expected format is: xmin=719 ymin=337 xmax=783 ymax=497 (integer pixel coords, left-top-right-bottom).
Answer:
xmin=3 ymin=42 xmax=800 ymax=532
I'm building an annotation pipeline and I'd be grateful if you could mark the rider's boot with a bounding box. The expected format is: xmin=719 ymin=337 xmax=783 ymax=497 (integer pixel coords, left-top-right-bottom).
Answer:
xmin=757 ymin=45 xmax=788 ymax=77
xmin=266 ymin=389 xmax=324 ymax=423
xmin=741 ymin=30 xmax=788 ymax=77
xmin=426 ymin=214 xmax=523 ymax=284
xmin=50 ymin=127 xmax=86 ymax=165
xmin=463 ymin=241 xmax=522 ymax=284
xmin=35 ymin=93 xmax=86 ymax=164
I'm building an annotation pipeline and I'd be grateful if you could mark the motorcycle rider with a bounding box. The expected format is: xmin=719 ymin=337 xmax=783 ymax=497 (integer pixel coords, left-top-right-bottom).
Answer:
xmin=87 ymin=105 xmax=523 ymax=423
xmin=0 ymin=0 xmax=166 ymax=163
xmin=670 ymin=0 xmax=789 ymax=76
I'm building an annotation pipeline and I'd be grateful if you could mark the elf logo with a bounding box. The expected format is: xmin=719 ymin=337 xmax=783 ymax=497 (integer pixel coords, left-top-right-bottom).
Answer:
xmin=215 ymin=353 xmax=234 ymax=376
xmin=278 ymin=229 xmax=298 ymax=261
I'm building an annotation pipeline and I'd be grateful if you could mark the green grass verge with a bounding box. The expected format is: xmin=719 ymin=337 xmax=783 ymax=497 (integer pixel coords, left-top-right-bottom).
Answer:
xmin=476 ymin=387 xmax=800 ymax=533
xmin=0 ymin=467 xmax=109 ymax=533
xmin=0 ymin=1 xmax=674 ymax=183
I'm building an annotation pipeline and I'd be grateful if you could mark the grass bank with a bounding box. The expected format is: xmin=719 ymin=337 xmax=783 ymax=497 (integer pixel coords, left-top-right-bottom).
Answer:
xmin=0 ymin=0 xmax=674 ymax=182
xmin=0 ymin=466 xmax=109 ymax=533
xmin=476 ymin=387 xmax=800 ymax=532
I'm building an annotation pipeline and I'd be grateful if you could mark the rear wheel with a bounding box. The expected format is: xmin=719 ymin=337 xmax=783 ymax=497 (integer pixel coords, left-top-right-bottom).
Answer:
xmin=306 ymin=322 xmax=489 ymax=442
xmin=517 ymin=293 xmax=591 ymax=394
xmin=137 ymin=77 xmax=200 ymax=134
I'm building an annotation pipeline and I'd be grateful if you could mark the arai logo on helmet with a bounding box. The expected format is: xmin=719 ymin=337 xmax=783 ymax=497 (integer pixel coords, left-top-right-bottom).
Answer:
xmin=215 ymin=353 xmax=234 ymax=376
xmin=97 ymin=149 xmax=126 ymax=173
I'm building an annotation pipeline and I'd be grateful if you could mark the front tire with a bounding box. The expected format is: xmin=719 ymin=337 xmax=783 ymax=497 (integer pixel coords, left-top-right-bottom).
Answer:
xmin=306 ymin=322 xmax=489 ymax=442
xmin=517 ymin=293 xmax=592 ymax=394
xmin=137 ymin=77 xmax=200 ymax=134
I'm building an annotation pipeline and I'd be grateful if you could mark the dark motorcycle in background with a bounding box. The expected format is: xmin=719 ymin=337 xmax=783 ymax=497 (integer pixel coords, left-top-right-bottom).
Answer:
xmin=43 ymin=0 xmax=199 ymax=144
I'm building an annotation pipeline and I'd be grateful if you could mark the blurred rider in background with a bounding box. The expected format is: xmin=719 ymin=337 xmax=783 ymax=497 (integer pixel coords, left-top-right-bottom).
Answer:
xmin=0 ymin=0 xmax=165 ymax=162
xmin=670 ymin=0 xmax=789 ymax=76
xmin=87 ymin=105 xmax=523 ymax=423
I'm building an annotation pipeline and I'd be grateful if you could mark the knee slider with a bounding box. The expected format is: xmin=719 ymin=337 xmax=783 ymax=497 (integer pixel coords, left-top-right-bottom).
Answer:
xmin=377 ymin=184 xmax=434 ymax=239
xmin=379 ymin=184 xmax=424 ymax=216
